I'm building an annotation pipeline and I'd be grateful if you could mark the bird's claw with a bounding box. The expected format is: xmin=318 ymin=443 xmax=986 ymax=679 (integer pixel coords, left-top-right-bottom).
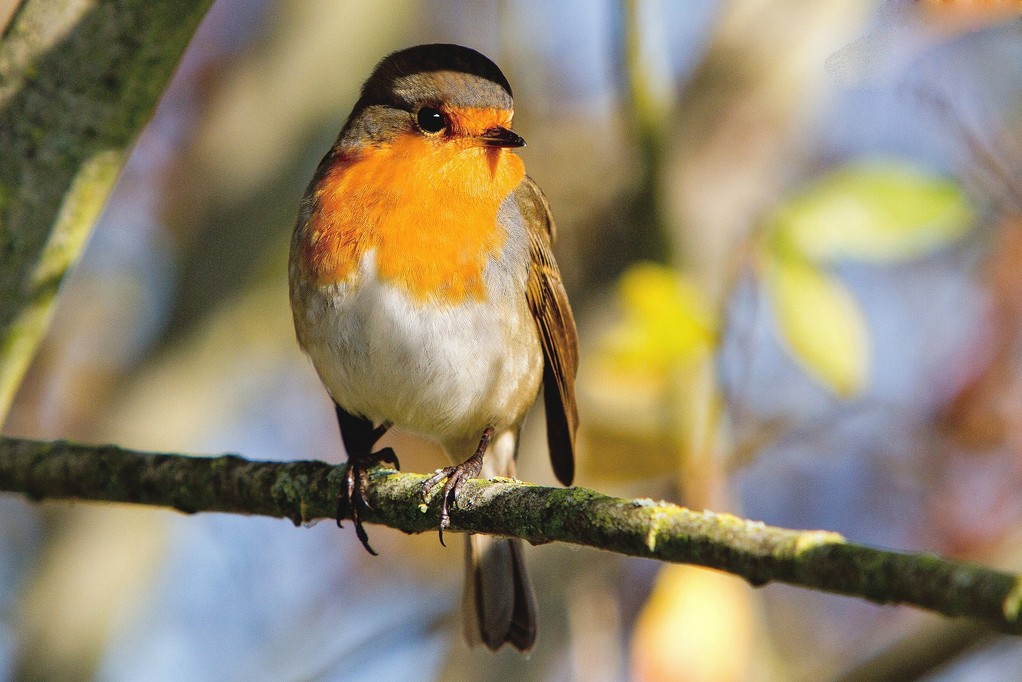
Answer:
xmin=420 ymin=461 xmax=480 ymax=546
xmin=419 ymin=428 xmax=492 ymax=547
xmin=338 ymin=446 xmax=399 ymax=555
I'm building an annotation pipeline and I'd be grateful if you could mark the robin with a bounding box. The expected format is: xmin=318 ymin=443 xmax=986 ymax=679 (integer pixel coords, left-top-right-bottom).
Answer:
xmin=288 ymin=43 xmax=578 ymax=651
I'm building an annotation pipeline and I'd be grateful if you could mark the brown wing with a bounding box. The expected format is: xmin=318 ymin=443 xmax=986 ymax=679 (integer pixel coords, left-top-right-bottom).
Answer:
xmin=516 ymin=176 xmax=578 ymax=486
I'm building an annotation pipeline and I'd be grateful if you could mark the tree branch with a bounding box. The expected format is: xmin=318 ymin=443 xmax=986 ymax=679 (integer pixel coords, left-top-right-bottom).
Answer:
xmin=0 ymin=0 xmax=213 ymax=424
xmin=1 ymin=435 xmax=1020 ymax=635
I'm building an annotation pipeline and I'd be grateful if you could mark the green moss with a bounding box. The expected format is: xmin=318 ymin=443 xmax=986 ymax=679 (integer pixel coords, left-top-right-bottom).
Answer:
xmin=645 ymin=510 xmax=669 ymax=551
xmin=1002 ymin=576 xmax=1022 ymax=622
xmin=5 ymin=439 xmax=1022 ymax=634
xmin=271 ymin=471 xmax=308 ymax=504
xmin=792 ymin=530 xmax=845 ymax=556
xmin=207 ymin=455 xmax=234 ymax=474
xmin=0 ymin=0 xmax=214 ymax=424
xmin=0 ymin=182 xmax=10 ymax=213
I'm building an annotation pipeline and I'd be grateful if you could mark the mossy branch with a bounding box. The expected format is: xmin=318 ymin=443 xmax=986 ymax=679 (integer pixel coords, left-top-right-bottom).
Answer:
xmin=1 ymin=435 xmax=1020 ymax=635
xmin=0 ymin=0 xmax=213 ymax=424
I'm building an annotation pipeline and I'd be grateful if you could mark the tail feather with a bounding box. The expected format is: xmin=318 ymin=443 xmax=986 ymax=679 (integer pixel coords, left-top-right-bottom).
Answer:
xmin=453 ymin=428 xmax=536 ymax=650
xmin=464 ymin=534 xmax=537 ymax=651
xmin=505 ymin=538 xmax=537 ymax=650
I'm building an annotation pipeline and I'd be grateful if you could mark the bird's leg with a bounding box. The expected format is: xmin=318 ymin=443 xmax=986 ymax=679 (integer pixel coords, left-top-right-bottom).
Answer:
xmin=343 ymin=446 xmax=398 ymax=555
xmin=335 ymin=405 xmax=398 ymax=555
xmin=420 ymin=426 xmax=494 ymax=547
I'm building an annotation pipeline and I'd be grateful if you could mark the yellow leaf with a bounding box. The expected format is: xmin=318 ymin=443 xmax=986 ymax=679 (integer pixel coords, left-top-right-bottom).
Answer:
xmin=632 ymin=566 xmax=754 ymax=682
xmin=580 ymin=264 xmax=719 ymax=481
xmin=766 ymin=256 xmax=870 ymax=397
xmin=602 ymin=263 xmax=715 ymax=377
xmin=770 ymin=159 xmax=974 ymax=262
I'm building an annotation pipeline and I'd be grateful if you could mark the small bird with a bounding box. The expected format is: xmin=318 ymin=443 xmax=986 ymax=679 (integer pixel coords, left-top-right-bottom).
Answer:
xmin=288 ymin=44 xmax=578 ymax=651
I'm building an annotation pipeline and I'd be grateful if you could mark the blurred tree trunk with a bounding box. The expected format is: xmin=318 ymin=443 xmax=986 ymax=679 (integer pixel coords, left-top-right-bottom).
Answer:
xmin=0 ymin=0 xmax=213 ymax=430
xmin=0 ymin=2 xmax=213 ymax=678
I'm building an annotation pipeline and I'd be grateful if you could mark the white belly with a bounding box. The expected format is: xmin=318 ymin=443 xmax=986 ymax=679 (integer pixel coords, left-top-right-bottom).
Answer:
xmin=295 ymin=253 xmax=543 ymax=448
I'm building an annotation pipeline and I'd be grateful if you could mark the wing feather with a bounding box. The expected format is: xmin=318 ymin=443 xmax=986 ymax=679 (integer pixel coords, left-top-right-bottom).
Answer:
xmin=516 ymin=176 xmax=578 ymax=486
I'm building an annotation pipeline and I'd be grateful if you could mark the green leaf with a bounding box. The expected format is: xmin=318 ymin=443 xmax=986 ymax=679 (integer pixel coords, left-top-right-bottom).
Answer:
xmin=770 ymin=159 xmax=974 ymax=262
xmin=766 ymin=256 xmax=870 ymax=397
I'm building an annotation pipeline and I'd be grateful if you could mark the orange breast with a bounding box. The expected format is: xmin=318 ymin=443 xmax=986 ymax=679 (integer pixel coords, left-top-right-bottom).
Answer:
xmin=302 ymin=131 xmax=525 ymax=304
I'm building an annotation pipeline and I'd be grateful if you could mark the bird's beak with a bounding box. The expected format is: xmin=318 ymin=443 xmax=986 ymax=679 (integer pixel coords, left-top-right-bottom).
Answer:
xmin=478 ymin=126 xmax=526 ymax=148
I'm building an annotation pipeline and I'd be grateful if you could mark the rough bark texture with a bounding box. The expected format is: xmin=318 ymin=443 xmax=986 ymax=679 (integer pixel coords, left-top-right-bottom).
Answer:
xmin=1 ymin=435 xmax=1020 ymax=635
xmin=0 ymin=0 xmax=214 ymax=423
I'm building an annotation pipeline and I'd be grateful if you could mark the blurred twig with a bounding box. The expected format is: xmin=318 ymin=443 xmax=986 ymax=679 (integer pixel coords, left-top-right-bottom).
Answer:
xmin=2 ymin=435 xmax=1021 ymax=636
xmin=619 ymin=0 xmax=672 ymax=264
xmin=0 ymin=0 xmax=213 ymax=426
xmin=834 ymin=620 xmax=998 ymax=682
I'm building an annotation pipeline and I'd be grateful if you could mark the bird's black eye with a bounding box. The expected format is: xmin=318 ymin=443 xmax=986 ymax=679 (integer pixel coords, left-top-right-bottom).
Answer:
xmin=416 ymin=107 xmax=447 ymax=134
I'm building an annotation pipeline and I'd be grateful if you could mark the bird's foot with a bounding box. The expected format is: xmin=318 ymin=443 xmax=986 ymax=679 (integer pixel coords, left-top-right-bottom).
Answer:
xmin=338 ymin=446 xmax=400 ymax=556
xmin=420 ymin=427 xmax=493 ymax=547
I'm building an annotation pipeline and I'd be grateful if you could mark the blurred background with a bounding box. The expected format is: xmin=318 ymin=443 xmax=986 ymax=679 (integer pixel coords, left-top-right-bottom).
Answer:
xmin=2 ymin=0 xmax=1022 ymax=680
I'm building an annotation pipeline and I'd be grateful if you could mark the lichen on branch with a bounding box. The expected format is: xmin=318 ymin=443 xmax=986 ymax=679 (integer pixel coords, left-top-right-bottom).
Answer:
xmin=1 ymin=435 xmax=1020 ymax=635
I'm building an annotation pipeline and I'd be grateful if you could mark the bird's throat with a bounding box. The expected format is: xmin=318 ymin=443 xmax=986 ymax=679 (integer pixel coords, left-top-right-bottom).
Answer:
xmin=302 ymin=133 xmax=525 ymax=304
